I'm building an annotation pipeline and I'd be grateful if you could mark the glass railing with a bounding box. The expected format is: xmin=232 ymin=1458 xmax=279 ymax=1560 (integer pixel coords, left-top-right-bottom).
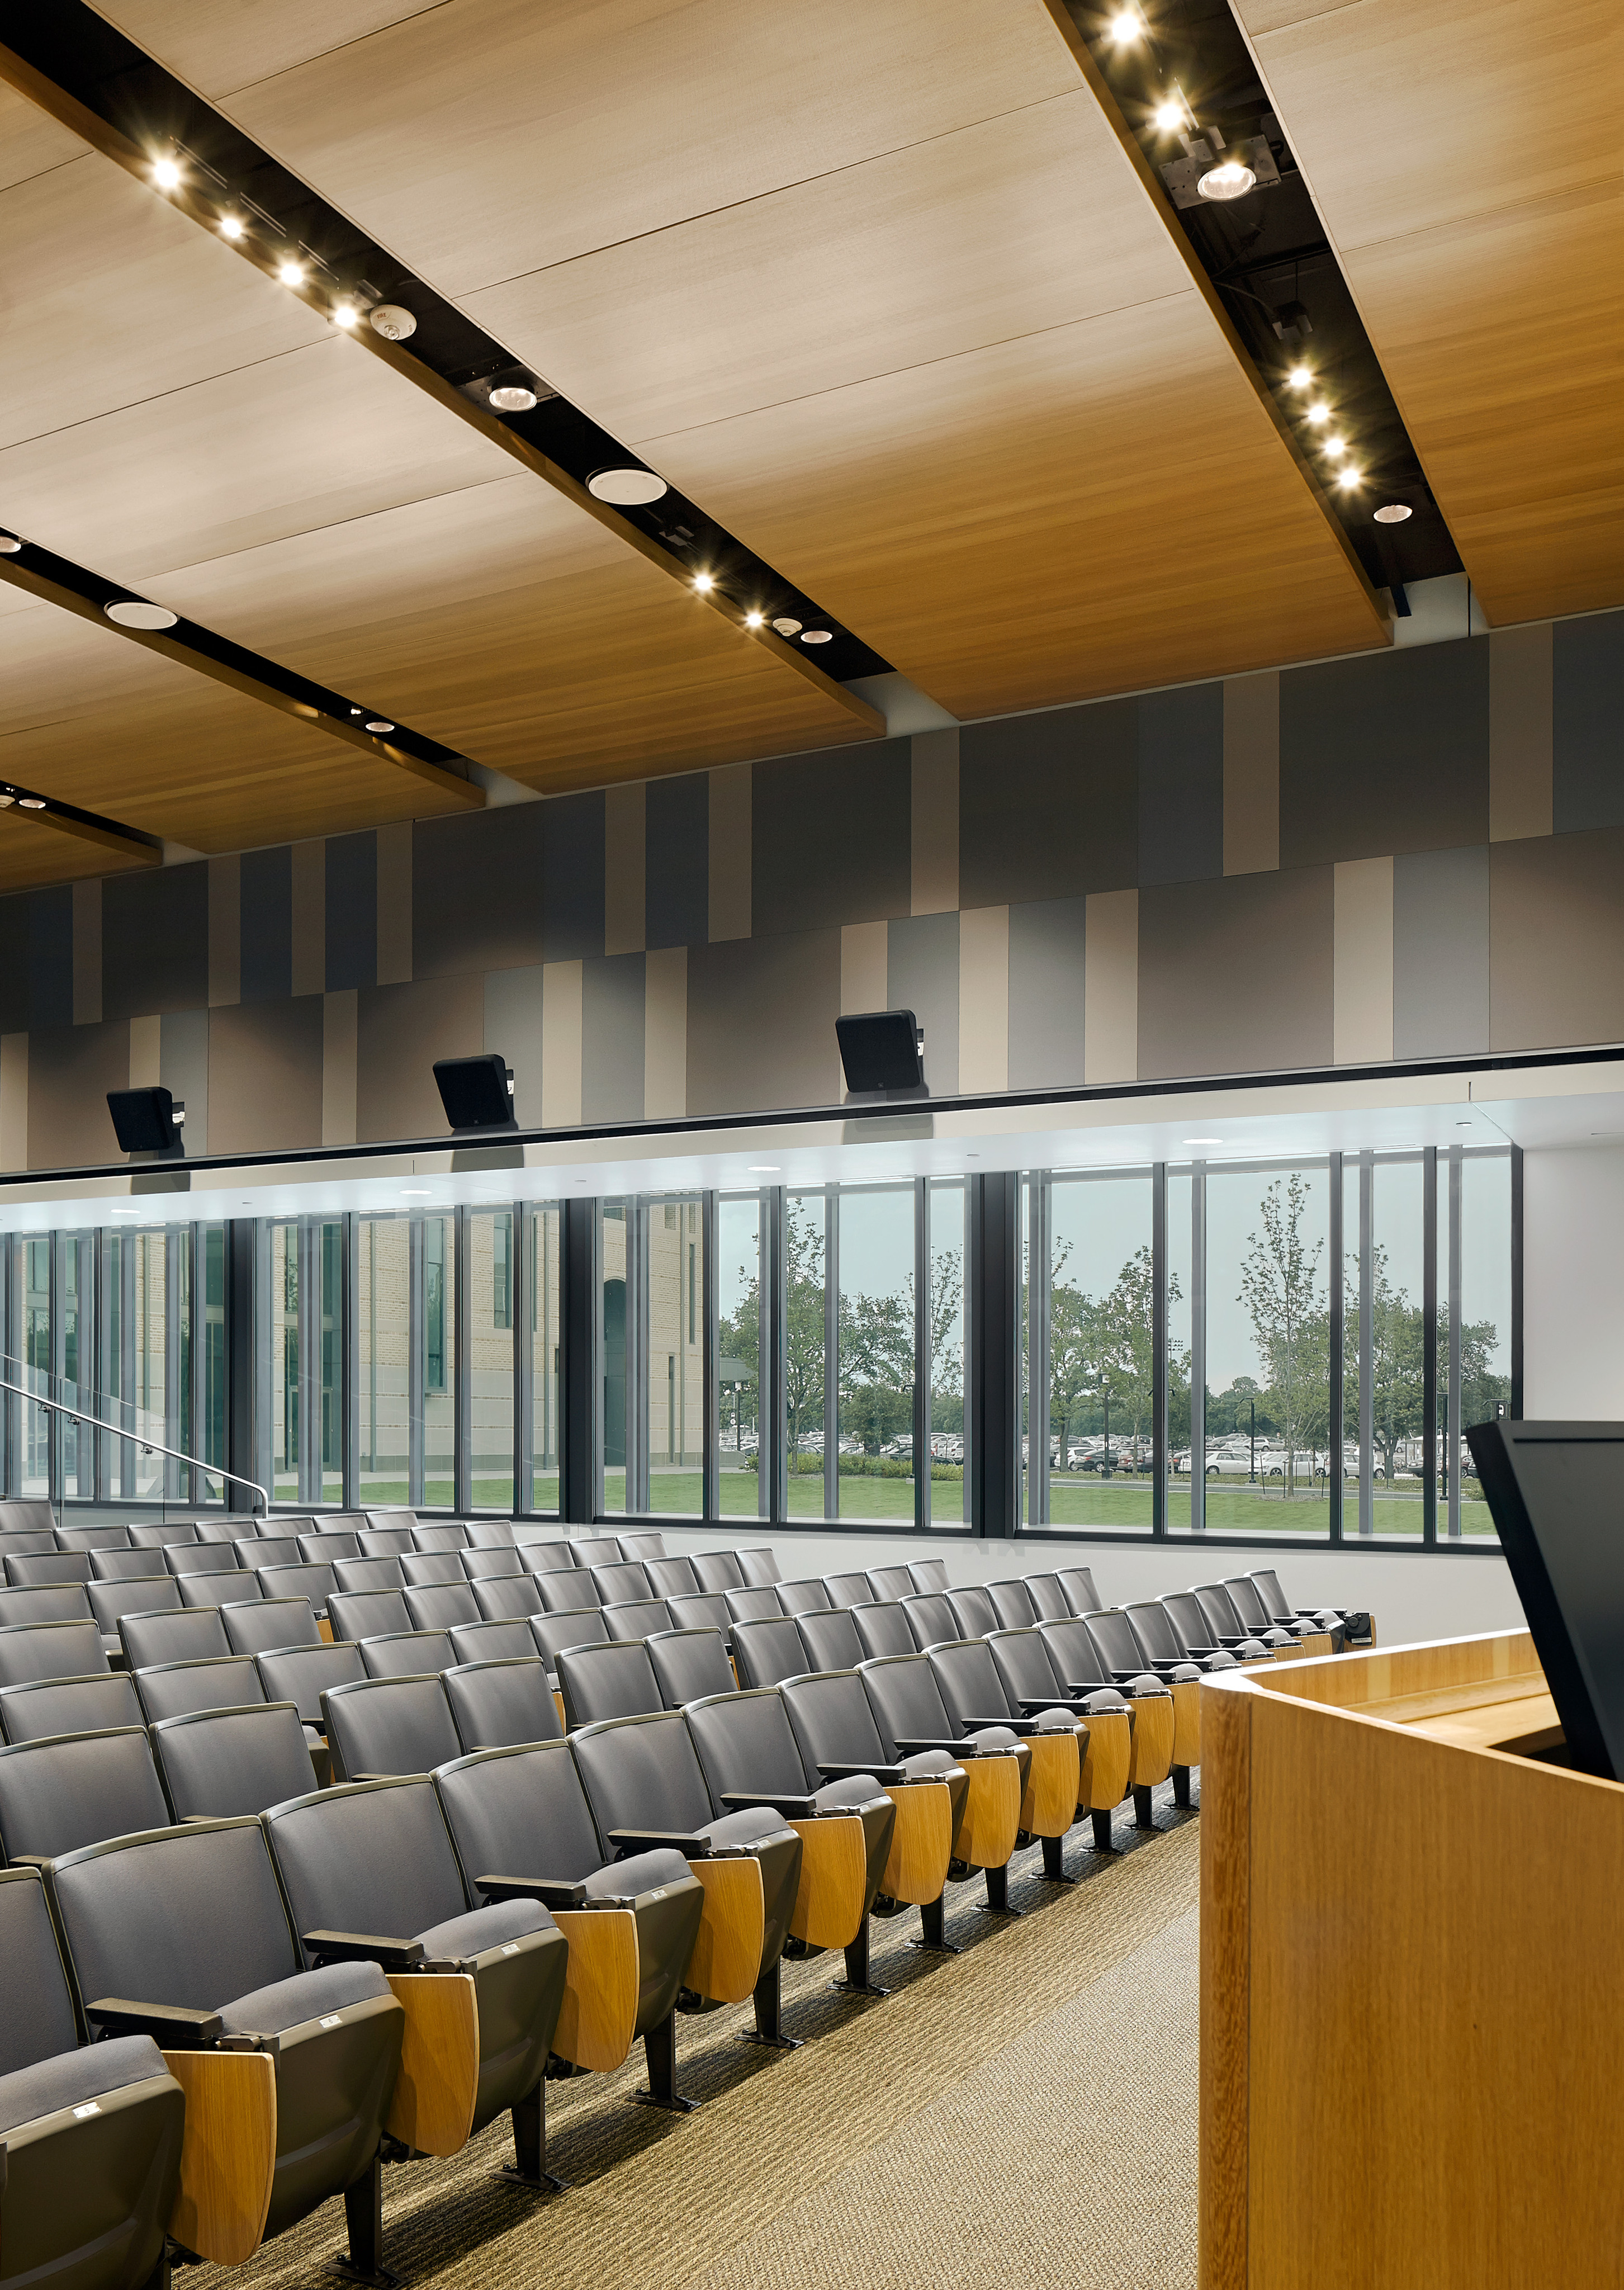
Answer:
xmin=0 ymin=1353 xmax=261 ymax=1513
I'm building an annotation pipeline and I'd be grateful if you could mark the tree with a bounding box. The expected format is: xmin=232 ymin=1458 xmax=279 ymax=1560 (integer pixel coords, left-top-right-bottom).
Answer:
xmin=718 ymin=1201 xmax=829 ymax=1454
xmin=1047 ymin=1244 xmax=1183 ymax=1467
xmin=1238 ymin=1173 xmax=1328 ymax=1496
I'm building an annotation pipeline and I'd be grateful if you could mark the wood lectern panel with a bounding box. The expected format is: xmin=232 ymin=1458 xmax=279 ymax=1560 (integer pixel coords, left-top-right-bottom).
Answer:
xmin=1201 ymin=1631 xmax=1624 ymax=2288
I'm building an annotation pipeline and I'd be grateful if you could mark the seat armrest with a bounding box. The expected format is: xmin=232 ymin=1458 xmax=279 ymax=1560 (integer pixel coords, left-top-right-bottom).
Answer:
xmin=718 ymin=1790 xmax=820 ymax=1818
xmin=966 ymin=1715 xmax=1036 ymax=1735
xmin=8 ymin=1854 xmax=51 ymax=1872
xmin=817 ymin=1761 xmax=906 ymax=1783
xmin=608 ymin=1827 xmax=711 ymax=1858
xmin=86 ymin=1998 xmax=225 ymax=2048
xmin=895 ymin=1735 xmax=1012 ymax=1759
xmin=1015 ymin=1696 xmax=1091 ymax=1717
xmin=477 ymin=1874 xmax=588 ymax=1910
xmin=302 ymin=1929 xmax=425 ymax=1972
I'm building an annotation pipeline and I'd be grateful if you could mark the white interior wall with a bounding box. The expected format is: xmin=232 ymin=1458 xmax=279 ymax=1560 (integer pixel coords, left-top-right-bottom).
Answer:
xmin=1523 ymin=1142 xmax=1624 ymax=1418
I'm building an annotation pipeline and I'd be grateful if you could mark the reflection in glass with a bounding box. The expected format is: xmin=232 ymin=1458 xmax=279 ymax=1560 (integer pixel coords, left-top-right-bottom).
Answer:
xmin=1043 ymin=1175 xmax=1156 ymax=1533
xmin=421 ymin=1216 xmax=456 ymax=1509
xmin=1202 ymin=1165 xmax=1331 ymax=1537
xmin=927 ymin=1180 xmax=967 ymax=1524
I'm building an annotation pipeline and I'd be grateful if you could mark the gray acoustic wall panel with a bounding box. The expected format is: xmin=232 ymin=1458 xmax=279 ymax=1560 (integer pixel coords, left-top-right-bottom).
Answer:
xmin=1490 ymin=827 xmax=1624 ymax=1053
xmin=686 ymin=930 xmax=840 ymax=1114
xmin=1393 ymin=846 xmax=1490 ymax=1058
xmin=1137 ymin=684 xmax=1224 ymax=888
xmin=1007 ymin=896 xmax=1088 ymax=1090
xmin=1280 ymin=641 xmax=1489 ymax=867
xmin=959 ymin=700 xmax=1137 ymax=907
xmin=207 ymin=999 xmax=324 ymax=1154
xmin=324 ymin=832 xmax=378 ymax=994
xmin=1552 ymin=614 xmax=1624 ymax=833
xmin=102 ymin=864 xmax=208 ymax=1021
xmin=646 ymin=775 xmax=708 ymax=951
xmin=356 ymin=974 xmax=485 ymax=1143
xmin=412 ymin=806 xmax=546 ymax=981
xmin=752 ymin=741 xmax=910 ymax=936
xmin=541 ymin=793 xmax=607 ymax=963
xmin=1137 ymin=867 xmax=1333 ymax=1080
xmin=582 ymin=953 xmax=646 ymax=1125
xmin=26 ymin=1018 xmax=130 ymax=1170
xmin=888 ymin=911 xmax=960 ymax=1097
xmin=239 ymin=846 xmax=292 ymax=1006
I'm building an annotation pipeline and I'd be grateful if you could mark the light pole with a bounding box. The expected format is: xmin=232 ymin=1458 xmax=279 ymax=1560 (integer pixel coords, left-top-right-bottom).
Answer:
xmin=1249 ymin=1398 xmax=1256 ymax=1484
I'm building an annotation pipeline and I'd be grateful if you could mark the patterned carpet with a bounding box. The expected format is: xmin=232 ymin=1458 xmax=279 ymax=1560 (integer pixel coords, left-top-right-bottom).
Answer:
xmin=195 ymin=1791 xmax=1201 ymax=2290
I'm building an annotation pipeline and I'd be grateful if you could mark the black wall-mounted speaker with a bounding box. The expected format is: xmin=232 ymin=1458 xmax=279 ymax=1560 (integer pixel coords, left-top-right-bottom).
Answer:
xmin=836 ymin=1010 xmax=925 ymax=1094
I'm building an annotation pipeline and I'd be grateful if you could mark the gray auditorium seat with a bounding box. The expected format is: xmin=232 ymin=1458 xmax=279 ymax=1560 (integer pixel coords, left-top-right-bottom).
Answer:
xmin=927 ymin=1639 xmax=1086 ymax=1877
xmin=238 ymin=1536 xmax=301 ymax=1572
xmin=0 ymin=1728 xmax=171 ymax=1863
xmin=125 ymin=1523 xmax=197 ymax=1551
xmin=361 ymin=1630 xmax=455 ymax=1680
xmin=411 ymin=1525 xmax=470 ymax=1552
xmin=53 ymin=1526 xmax=131 ymax=1554
xmin=298 ymin=1532 xmax=361 ymax=1566
xmin=851 ymin=1602 xmax=916 ymax=1660
xmin=332 ymin=1556 xmax=408 ymax=1596
xmin=986 ymin=1579 xmax=1039 ymax=1629
xmin=178 ymin=1573 xmax=264 ymax=1612
xmin=690 ymin=1550 xmax=745 ymax=1594
xmin=89 ymin=1549 xmax=163 ymax=1582
xmin=400 ymin=1550 xmax=463 ymax=1587
xmin=907 ymin=1559 xmax=951 ymax=1595
xmin=404 ymin=1583 xmax=481 ymax=1633
xmin=514 ymin=1540 xmax=577 ymax=1575
xmin=730 ymin=1617 xmax=812 ymax=1691
xmin=6 ymin=1551 xmax=89 ymax=1587
xmin=616 ymin=1531 xmax=668 ymax=1562
xmin=646 ymin=1627 xmax=736 ymax=1709
xmin=1225 ymin=1573 xmax=1341 ymax=1649
xmin=461 ymin=1521 xmax=519 ymax=1549
xmin=222 ymin=1598 xmax=321 ymax=1658
xmin=0 ymin=1502 xmax=57 ymax=1536
xmin=774 ymin=1577 xmax=831 ymax=1616
xmin=529 ymin=1608 xmax=609 ymax=1675
xmin=867 ymin=1565 xmax=916 ymax=1602
xmin=735 ymin=1548 xmax=780 ymax=1588
xmin=363 ymin=1508 xmax=418 ymax=1538
xmin=823 ymin=1570 xmax=875 ymax=1608
xmin=664 ymin=1591 xmax=732 ymax=1635
xmin=603 ymin=1598 xmax=671 ymax=1643
xmin=536 ymin=1570 xmax=600 ymax=1613
xmin=858 ymin=1653 xmax=1026 ymax=1910
xmin=592 ymin=1561 xmax=652 ymax=1606
xmin=458 ymin=1547 xmax=521 ymax=1580
xmin=723 ymin=1586 xmax=780 ymax=1626
xmin=794 ymin=1606 xmax=864 ymax=1674
xmin=118 ymin=1603 xmax=226 ymax=1672
xmin=0 ymin=1671 xmax=143 ymax=1744
xmin=1057 ymin=1566 xmax=1101 ymax=1616
xmin=442 ymin=1659 xmax=563 ymax=1752
xmin=566 ymin=1536 xmax=622 ymax=1569
xmin=448 ymin=1619 xmax=536 ymax=1668
xmin=0 ymin=1620 xmax=109 ymax=1689
xmin=150 ymin=1702 xmax=318 ymax=1819
xmin=475 ymin=1575 xmax=547 ymax=1624
xmin=323 ymin=1675 xmax=461 ymax=1781
xmin=900 ymin=1592 xmax=958 ymax=1649
xmin=0 ymin=1584 xmax=95 ymax=1634
xmin=328 ymin=1589 xmax=411 ymax=1644
xmin=945 ymin=1586 xmax=999 ymax=1639
xmin=133 ymin=1655 xmax=267 ymax=1726
xmin=255 ymin=1643 xmax=366 ymax=1731
xmin=556 ymin=1640 xmax=664 ymax=1729
xmin=162 ymin=1544 xmax=239 ymax=1578
xmin=357 ymin=1525 xmax=416 ymax=1557
xmin=645 ymin=1555 xmax=700 ymax=1600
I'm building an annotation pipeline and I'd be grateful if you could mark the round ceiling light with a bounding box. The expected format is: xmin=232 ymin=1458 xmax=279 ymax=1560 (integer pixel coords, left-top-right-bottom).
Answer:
xmin=744 ymin=610 xmax=765 ymax=628
xmin=0 ymin=534 xmax=20 ymax=554
xmin=799 ymin=629 xmax=832 ymax=645
xmin=368 ymin=303 xmax=417 ymax=341
xmin=1374 ymin=503 xmax=1413 ymax=524
xmin=364 ymin=719 xmax=395 ymax=735
xmin=332 ymin=304 xmax=358 ymax=328
xmin=18 ymin=797 xmax=45 ymax=810
xmin=105 ymin=600 xmax=177 ymax=631
xmin=0 ymin=794 xmax=13 ymax=808
xmin=1197 ymin=160 xmax=1256 ymax=201
xmin=771 ymin=616 xmax=803 ymax=637
xmin=1152 ymin=100 xmax=1184 ymax=133
xmin=490 ymin=384 xmax=538 ymax=413
xmin=587 ymin=466 xmax=668 ymax=506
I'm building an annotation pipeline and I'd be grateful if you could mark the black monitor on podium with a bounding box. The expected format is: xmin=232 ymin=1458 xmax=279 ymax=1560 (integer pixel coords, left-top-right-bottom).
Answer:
xmin=1469 ymin=1418 xmax=1624 ymax=1781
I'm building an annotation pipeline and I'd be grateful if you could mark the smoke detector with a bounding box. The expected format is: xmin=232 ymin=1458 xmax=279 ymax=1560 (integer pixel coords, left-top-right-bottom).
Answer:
xmin=368 ymin=304 xmax=418 ymax=342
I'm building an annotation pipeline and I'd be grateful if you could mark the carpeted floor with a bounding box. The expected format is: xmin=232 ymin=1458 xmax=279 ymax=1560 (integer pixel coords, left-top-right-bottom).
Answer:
xmin=196 ymin=1792 xmax=1201 ymax=2290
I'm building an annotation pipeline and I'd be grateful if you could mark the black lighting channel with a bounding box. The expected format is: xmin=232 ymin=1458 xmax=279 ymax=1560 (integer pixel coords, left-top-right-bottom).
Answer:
xmin=1 ymin=0 xmax=893 ymax=686
xmin=0 ymin=530 xmax=472 ymax=782
xmin=1067 ymin=0 xmax=1461 ymax=605
xmin=0 ymin=774 xmax=160 ymax=855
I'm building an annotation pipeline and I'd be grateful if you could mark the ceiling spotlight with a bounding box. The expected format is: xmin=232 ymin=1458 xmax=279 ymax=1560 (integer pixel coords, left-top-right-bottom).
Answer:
xmin=278 ymin=259 xmax=305 ymax=286
xmin=105 ymin=600 xmax=178 ymax=631
xmin=364 ymin=719 xmax=395 ymax=735
xmin=1306 ymin=401 xmax=1332 ymax=425
xmin=219 ymin=214 xmax=244 ymax=240
xmin=0 ymin=534 xmax=20 ymax=554
xmin=800 ymin=629 xmax=832 ymax=644
xmin=1287 ymin=365 xmax=1312 ymax=389
xmin=1152 ymin=99 xmax=1183 ymax=132
xmin=349 ymin=706 xmax=363 ymax=715
xmin=744 ymin=609 xmax=765 ymax=628
xmin=772 ymin=616 xmax=803 ymax=637
xmin=332 ymin=304 xmax=358 ymax=328
xmin=1337 ymin=466 xmax=1363 ymax=490
xmin=1108 ymin=7 xmax=1143 ymax=41
xmin=587 ymin=466 xmax=669 ymax=506
xmin=1197 ymin=160 xmax=1255 ymax=201
xmin=489 ymin=384 xmax=538 ymax=413
xmin=1374 ymin=503 xmax=1413 ymax=524
xmin=151 ymin=155 xmax=182 ymax=189
xmin=18 ymin=797 xmax=46 ymax=810
xmin=692 ymin=573 xmax=714 ymax=593
xmin=1323 ymin=436 xmax=1347 ymax=459
xmin=369 ymin=303 xmax=417 ymax=341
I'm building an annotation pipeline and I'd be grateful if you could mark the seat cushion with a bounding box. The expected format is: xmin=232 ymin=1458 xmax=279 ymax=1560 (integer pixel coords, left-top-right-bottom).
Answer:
xmin=221 ymin=1958 xmax=390 ymax=2037
xmin=966 ymin=1724 xmax=1021 ymax=1751
xmin=584 ymin=1848 xmax=690 ymax=1899
xmin=1030 ymin=1707 xmax=1082 ymax=1731
xmin=1127 ymin=1673 xmax=1170 ymax=1697
xmin=703 ymin=1807 xmax=791 ymax=1852
xmin=416 ymin=1897 xmax=553 ymax=1960
xmin=1083 ymin=1688 xmax=1130 ymax=1713
xmin=899 ymin=1748 xmax=960 ymax=1780
xmin=0 ymin=2033 xmax=169 ymax=2136
xmin=812 ymin=1773 xmax=882 ymax=1810
xmin=1201 ymin=1651 xmax=1238 ymax=1672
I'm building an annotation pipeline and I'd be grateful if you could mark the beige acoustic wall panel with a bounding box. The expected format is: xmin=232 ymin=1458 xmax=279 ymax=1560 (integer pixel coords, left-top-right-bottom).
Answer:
xmin=1233 ymin=0 xmax=1623 ymax=626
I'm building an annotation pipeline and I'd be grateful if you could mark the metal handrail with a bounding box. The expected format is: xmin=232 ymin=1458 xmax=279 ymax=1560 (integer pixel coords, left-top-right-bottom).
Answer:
xmin=0 ymin=1374 xmax=268 ymax=1516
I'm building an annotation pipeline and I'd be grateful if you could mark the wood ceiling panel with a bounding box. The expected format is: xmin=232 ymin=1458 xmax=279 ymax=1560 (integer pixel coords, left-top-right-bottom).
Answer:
xmin=136 ymin=478 xmax=877 ymax=792
xmin=102 ymin=0 xmax=1078 ymax=290
xmin=0 ymin=608 xmax=473 ymax=848
xmin=1234 ymin=0 xmax=1624 ymax=622
xmin=87 ymin=1 xmax=430 ymax=96
xmin=0 ymin=810 xmax=148 ymax=891
xmin=0 ymin=80 xmax=87 ymax=191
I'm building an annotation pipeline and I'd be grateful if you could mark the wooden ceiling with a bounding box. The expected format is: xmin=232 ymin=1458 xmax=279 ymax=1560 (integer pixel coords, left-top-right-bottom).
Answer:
xmin=1231 ymin=0 xmax=1621 ymax=628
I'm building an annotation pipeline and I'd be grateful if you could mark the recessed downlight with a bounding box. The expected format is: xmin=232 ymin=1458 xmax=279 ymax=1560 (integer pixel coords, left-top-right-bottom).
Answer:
xmin=1152 ymin=99 xmax=1183 ymax=132
xmin=799 ymin=629 xmax=832 ymax=644
xmin=105 ymin=600 xmax=178 ymax=631
xmin=1286 ymin=365 xmax=1312 ymax=389
xmin=332 ymin=304 xmax=358 ymax=328
xmin=364 ymin=720 xmax=395 ymax=735
xmin=744 ymin=610 xmax=765 ymax=628
xmin=1374 ymin=503 xmax=1413 ymax=524
xmin=277 ymin=259 xmax=305 ymax=287
xmin=490 ymin=384 xmax=538 ymax=413
xmin=219 ymin=214 xmax=244 ymax=240
xmin=771 ymin=616 xmax=803 ymax=637
xmin=18 ymin=797 xmax=46 ymax=811
xmin=0 ymin=794 xmax=13 ymax=808
xmin=1305 ymin=402 xmax=1332 ymax=426
xmin=1197 ymin=160 xmax=1255 ymax=201
xmin=587 ymin=466 xmax=669 ymax=506
xmin=1108 ymin=7 xmax=1142 ymax=41
xmin=1337 ymin=466 xmax=1363 ymax=491
xmin=151 ymin=156 xmax=182 ymax=189
xmin=692 ymin=573 xmax=714 ymax=594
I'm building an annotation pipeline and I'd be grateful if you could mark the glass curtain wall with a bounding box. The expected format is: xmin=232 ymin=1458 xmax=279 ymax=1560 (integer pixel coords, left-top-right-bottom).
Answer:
xmin=716 ymin=1194 xmax=764 ymax=1518
xmin=600 ymin=1195 xmax=704 ymax=1519
xmin=357 ymin=1218 xmax=409 ymax=1508
xmin=470 ymin=1209 xmax=515 ymax=1514
xmin=531 ymin=1205 xmax=561 ymax=1513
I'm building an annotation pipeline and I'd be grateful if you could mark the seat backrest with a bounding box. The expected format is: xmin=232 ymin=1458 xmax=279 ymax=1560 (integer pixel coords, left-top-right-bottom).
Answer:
xmin=474 ymin=1574 xmax=546 ymax=1624
xmin=222 ymin=1598 xmax=320 ymax=1657
xmin=536 ymin=1569 xmax=600 ymax=1613
xmin=1023 ymin=1572 xmax=1072 ymax=1622
xmin=163 ymin=1544 xmax=240 ymax=1578
xmin=1249 ymin=1569 xmax=1292 ymax=1621
xmin=857 ymin=1652 xmax=957 ymax=1759
xmin=239 ymin=1536 xmax=301 ymax=1572
xmin=592 ymin=1560 xmax=652 ymax=1606
xmin=730 ymin=1616 xmax=811 ymax=1692
xmin=434 ymin=1739 xmax=605 ymax=1890
xmin=569 ymin=1709 xmax=717 ymax=1839
xmin=645 ymin=1555 xmax=700 ymax=1600
xmin=0 ymin=1670 xmax=143 ymax=1744
xmin=53 ymin=1524 xmax=131 ymax=1553
xmin=332 ymin=1556 xmax=407 ymax=1596
xmin=1222 ymin=1575 xmax=1272 ymax=1631
xmin=735 ymin=1547 xmax=781 ymax=1588
xmin=458 ymin=1547 xmax=521 ymax=1581
xmin=1081 ymin=1608 xmax=1145 ymax=1677
xmin=443 ymin=1659 xmax=563 ymax=1752
xmin=448 ymin=1619 xmax=535 ymax=1668
xmin=946 ymin=1586 xmax=998 ymax=1639
xmin=927 ymin=1639 xmax=1017 ymax=1733
xmin=723 ymin=1585 xmax=780 ymax=1625
xmin=566 ymin=1535 xmax=623 ymax=1569
xmin=1058 ymin=1565 xmax=1101 ymax=1615
xmin=602 ymin=1598 xmax=671 ymax=1643
xmin=6 ymin=1550 xmax=89 ymax=1587
xmin=364 ymin=1509 xmax=418 ymax=1538
xmin=400 ymin=1550 xmax=463 ymax=1587
xmin=263 ymin=1777 xmax=468 ymax=1950
xmin=151 ymin=1703 xmax=317 ymax=1820
xmin=0 ymin=1583 xmax=94 ymax=1630
xmin=867 ymin=1564 xmax=916 ymax=1602
xmin=646 ymin=1628 xmax=735 ymax=1709
xmin=907 ymin=1558 xmax=951 ymax=1595
xmin=901 ymin=1592 xmax=957 ymax=1649
xmin=794 ymin=1606 xmax=864 ymax=1675
xmin=358 ymin=1525 xmax=416 ymax=1557
xmin=91 ymin=1547 xmax=167 ymax=1582
xmin=323 ymin=1676 xmax=461 ymax=1782
xmin=255 ymin=1641 xmax=366 ymax=1727
xmin=780 ymin=1668 xmax=892 ymax=1780
xmin=0 ymin=1619 xmax=109 ymax=1687
xmin=0 ymin=1529 xmax=56 ymax=1558
xmin=192 ymin=1519 xmax=243 ymax=1545
xmin=1124 ymin=1601 xmax=1186 ymax=1666
xmin=0 ymin=1865 xmax=82 ymax=2073
xmin=126 ymin=1523 xmax=197 ymax=1550
xmin=986 ymin=1579 xmax=1038 ymax=1630
xmin=411 ymin=1524 xmax=470 ymax=1552
xmin=616 ymin=1530 xmax=668 ymax=1562
xmin=134 ymin=1655 xmax=268 ymax=1725
xmin=851 ymin=1602 xmax=916 ymax=1660
xmin=179 ymin=1576 xmax=263 ymax=1614
xmin=0 ymin=1501 xmax=56 ymax=1537
xmin=328 ymin=1589 xmax=412 ymax=1644
xmin=529 ymin=1608 xmax=610 ymax=1671
xmin=361 ymin=1630 xmax=454 ymax=1679
xmin=298 ymin=1531 xmax=361 ymax=1565
xmin=257 ymin=1563 xmax=337 ymax=1618
xmin=0 ymin=1728 xmax=172 ymax=1862
xmin=690 ymin=1550 xmax=744 ymax=1593
xmin=1192 ymin=1582 xmax=1244 ymax=1638
xmin=822 ymin=1570 xmax=874 ymax=1610
xmin=1038 ymin=1616 xmax=1112 ymax=1689
xmin=50 ymin=1818 xmax=301 ymax=2015
xmin=119 ymin=1603 xmax=228 ymax=1671
xmin=774 ymin=1577 xmax=831 ymax=1616
xmin=685 ymin=1687 xmax=807 ymax=1807
xmin=556 ymin=1639 xmax=663 ymax=1729
xmin=518 ymin=1540 xmax=577 ymax=1576
xmin=986 ymin=1627 xmax=1068 ymax=1714
xmin=664 ymin=1591 xmax=731 ymax=1634
xmin=88 ymin=1579 xmax=182 ymax=1648
xmin=403 ymin=1582 xmax=481 ymax=1633
xmin=1162 ymin=1588 xmax=1219 ymax=1654
xmin=461 ymin=1520 xmax=518 ymax=1550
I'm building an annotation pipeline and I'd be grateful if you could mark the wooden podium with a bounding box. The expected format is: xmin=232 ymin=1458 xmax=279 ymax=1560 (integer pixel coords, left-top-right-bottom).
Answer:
xmin=1200 ymin=1630 xmax=1624 ymax=2288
